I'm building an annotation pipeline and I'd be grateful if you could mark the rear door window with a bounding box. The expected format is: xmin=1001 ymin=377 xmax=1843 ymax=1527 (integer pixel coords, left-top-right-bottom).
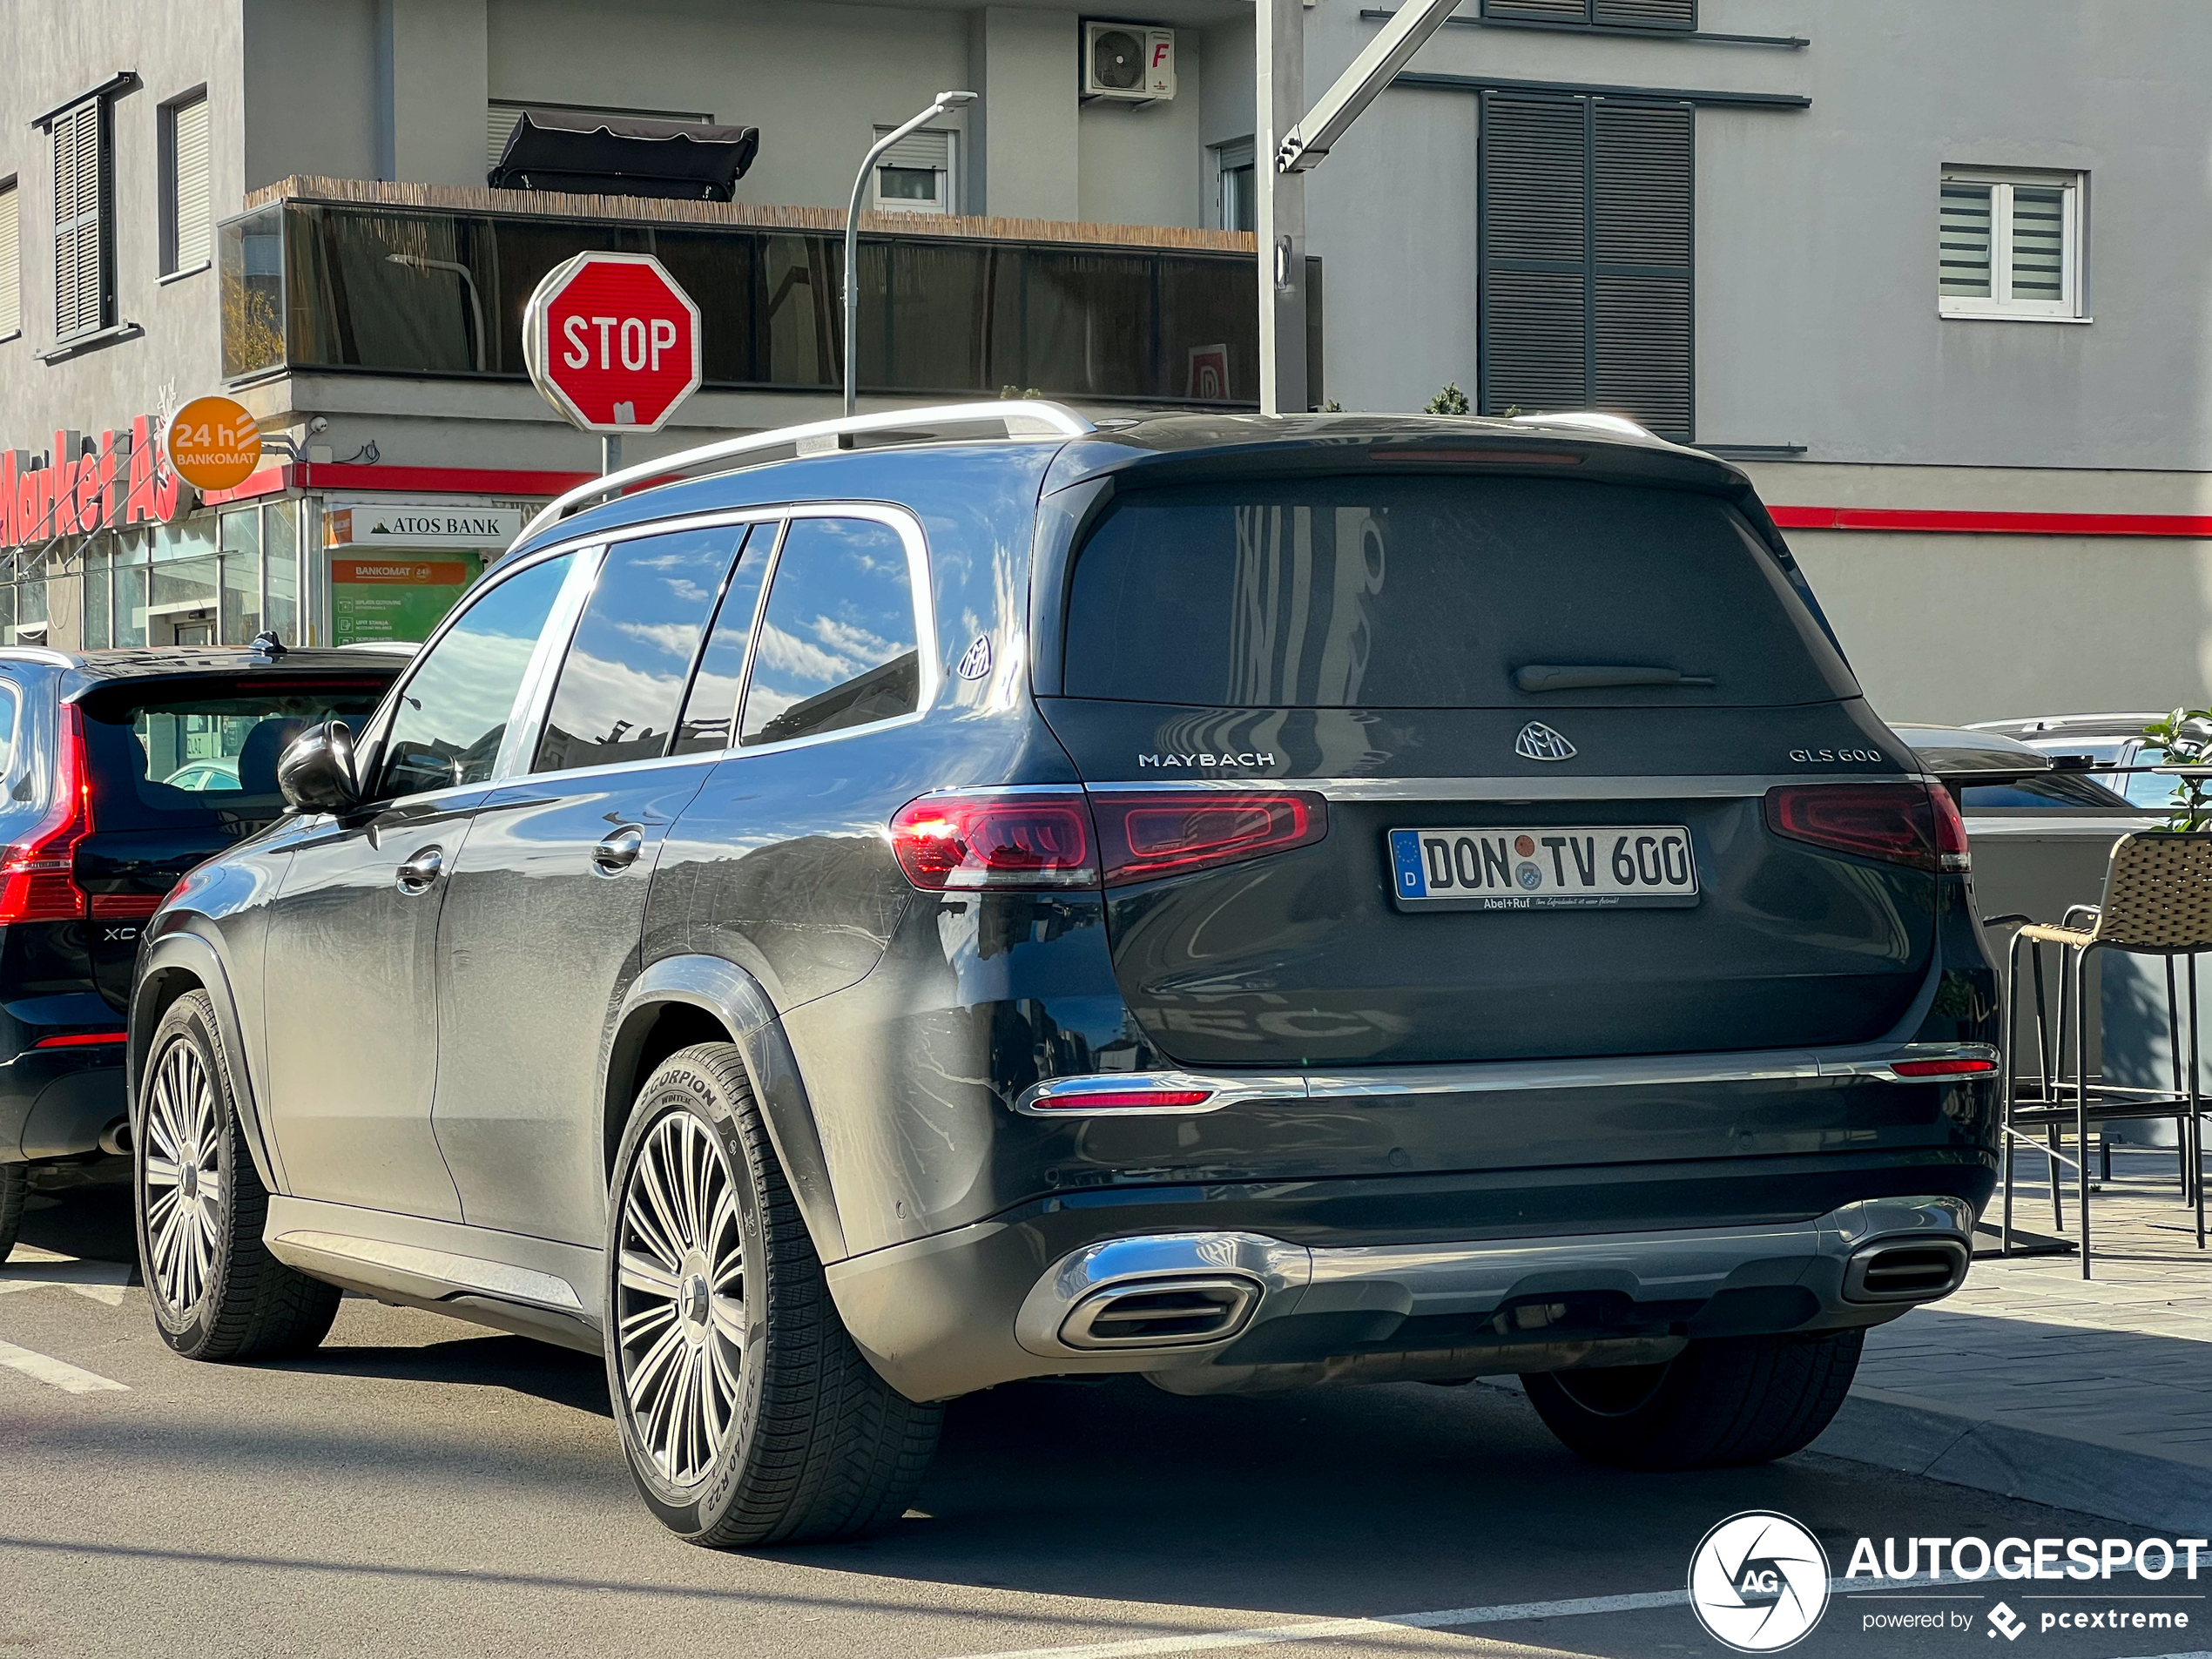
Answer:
xmin=1062 ymin=476 xmax=1856 ymax=709
xmin=534 ymin=525 xmax=748 ymax=773
xmin=738 ymin=517 xmax=921 ymax=745
xmin=78 ymin=678 xmax=392 ymax=830
xmin=379 ymin=553 xmax=573 ymax=798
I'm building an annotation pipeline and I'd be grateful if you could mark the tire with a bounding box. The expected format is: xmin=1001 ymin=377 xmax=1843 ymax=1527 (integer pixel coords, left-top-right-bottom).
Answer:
xmin=0 ymin=1161 xmax=24 ymax=1264
xmin=1521 ymin=1329 xmax=1865 ymax=1471
xmin=134 ymin=990 xmax=341 ymax=1361
xmin=605 ymin=1042 xmax=942 ymax=1548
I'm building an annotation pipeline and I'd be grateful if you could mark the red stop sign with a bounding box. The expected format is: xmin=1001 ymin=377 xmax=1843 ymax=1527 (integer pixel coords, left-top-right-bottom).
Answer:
xmin=523 ymin=252 xmax=702 ymax=435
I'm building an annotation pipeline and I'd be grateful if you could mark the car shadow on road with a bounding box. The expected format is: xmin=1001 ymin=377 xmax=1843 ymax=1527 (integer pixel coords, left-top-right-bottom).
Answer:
xmin=267 ymin=1334 xmax=617 ymax=1418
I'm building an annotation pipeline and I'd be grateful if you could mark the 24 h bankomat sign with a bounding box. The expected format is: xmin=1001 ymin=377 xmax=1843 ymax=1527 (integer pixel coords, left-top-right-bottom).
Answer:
xmin=523 ymin=252 xmax=703 ymax=435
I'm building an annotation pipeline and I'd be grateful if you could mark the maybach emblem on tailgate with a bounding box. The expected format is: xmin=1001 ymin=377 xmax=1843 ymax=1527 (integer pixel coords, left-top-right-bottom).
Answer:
xmin=1514 ymin=722 xmax=1577 ymax=762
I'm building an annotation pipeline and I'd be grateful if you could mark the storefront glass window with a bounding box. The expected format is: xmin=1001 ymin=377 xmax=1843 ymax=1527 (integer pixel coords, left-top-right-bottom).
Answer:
xmin=265 ymin=500 xmax=300 ymax=643
xmin=17 ymin=570 xmax=49 ymax=644
xmin=220 ymin=508 xmax=260 ymax=643
xmin=84 ymin=539 xmax=111 ymax=650
xmin=114 ymin=529 xmax=149 ymax=648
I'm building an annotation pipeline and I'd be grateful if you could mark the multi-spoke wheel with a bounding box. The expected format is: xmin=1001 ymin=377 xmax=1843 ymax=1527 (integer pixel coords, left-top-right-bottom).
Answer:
xmin=142 ymin=1033 xmax=225 ymax=1313
xmin=606 ymin=1042 xmax=942 ymax=1547
xmin=615 ymin=1110 xmax=747 ymax=1488
xmin=134 ymin=989 xmax=340 ymax=1360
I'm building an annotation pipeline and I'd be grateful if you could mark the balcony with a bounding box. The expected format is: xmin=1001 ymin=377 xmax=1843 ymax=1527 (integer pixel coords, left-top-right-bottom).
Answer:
xmin=221 ymin=179 xmax=1315 ymax=409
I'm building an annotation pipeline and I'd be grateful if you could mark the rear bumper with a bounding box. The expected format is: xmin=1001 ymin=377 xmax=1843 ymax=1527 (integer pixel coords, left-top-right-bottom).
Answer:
xmin=826 ymin=1190 xmax=1977 ymax=1401
xmin=0 ymin=1044 xmax=127 ymax=1162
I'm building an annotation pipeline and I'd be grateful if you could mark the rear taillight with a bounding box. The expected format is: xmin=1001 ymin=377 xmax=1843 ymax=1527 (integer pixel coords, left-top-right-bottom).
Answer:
xmin=32 ymin=1031 xmax=126 ymax=1049
xmin=889 ymin=787 xmax=1330 ymax=893
xmin=1092 ymin=791 xmax=1327 ymax=884
xmin=0 ymin=705 xmax=92 ymax=924
xmin=1028 ymin=1088 xmax=1213 ymax=1111
xmin=1763 ymin=783 xmax=1967 ymax=875
xmin=889 ymin=791 xmax=1098 ymax=890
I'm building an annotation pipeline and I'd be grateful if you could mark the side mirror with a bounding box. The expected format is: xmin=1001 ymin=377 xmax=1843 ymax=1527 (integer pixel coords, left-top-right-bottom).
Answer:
xmin=277 ymin=720 xmax=361 ymax=813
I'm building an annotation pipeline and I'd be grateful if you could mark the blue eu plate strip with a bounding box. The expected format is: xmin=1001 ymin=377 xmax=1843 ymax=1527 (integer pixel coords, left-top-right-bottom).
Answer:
xmin=1389 ymin=829 xmax=1427 ymax=899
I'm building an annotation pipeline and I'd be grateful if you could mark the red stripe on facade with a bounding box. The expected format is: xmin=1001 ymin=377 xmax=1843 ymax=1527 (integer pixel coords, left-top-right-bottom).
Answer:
xmin=1770 ymin=505 xmax=2212 ymax=537
xmin=298 ymin=462 xmax=593 ymax=496
xmin=198 ymin=466 xmax=291 ymax=506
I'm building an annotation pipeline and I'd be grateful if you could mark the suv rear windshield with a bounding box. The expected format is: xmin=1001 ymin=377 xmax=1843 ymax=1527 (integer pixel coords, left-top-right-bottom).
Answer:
xmin=1062 ymin=476 xmax=1856 ymax=709
xmin=78 ymin=678 xmax=390 ymax=831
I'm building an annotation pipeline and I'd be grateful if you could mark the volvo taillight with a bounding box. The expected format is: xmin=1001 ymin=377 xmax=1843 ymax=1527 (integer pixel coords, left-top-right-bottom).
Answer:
xmin=0 ymin=705 xmax=91 ymax=924
xmin=1092 ymin=791 xmax=1327 ymax=884
xmin=1763 ymin=783 xmax=1968 ymax=875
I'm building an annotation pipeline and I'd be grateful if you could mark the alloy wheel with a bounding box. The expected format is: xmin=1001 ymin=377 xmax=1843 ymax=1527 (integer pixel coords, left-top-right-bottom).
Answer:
xmin=615 ymin=1111 xmax=747 ymax=1487
xmin=142 ymin=1035 xmax=224 ymax=1315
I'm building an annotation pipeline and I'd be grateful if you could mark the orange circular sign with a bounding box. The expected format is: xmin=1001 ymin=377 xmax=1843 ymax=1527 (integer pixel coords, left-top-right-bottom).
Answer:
xmin=165 ymin=396 xmax=263 ymax=491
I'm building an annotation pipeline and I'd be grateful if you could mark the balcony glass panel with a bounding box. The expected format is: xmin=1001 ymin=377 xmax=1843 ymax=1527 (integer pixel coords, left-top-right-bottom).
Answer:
xmin=222 ymin=200 xmax=1271 ymax=405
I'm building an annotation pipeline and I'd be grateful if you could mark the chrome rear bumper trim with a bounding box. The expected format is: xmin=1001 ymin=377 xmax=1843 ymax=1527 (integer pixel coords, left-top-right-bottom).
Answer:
xmin=1015 ymin=1042 xmax=2000 ymax=1115
xmin=1084 ymin=772 xmax=1906 ymax=802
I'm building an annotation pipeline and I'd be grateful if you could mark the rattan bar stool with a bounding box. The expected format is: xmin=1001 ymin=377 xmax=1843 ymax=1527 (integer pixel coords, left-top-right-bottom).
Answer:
xmin=2002 ymin=830 xmax=2212 ymax=1277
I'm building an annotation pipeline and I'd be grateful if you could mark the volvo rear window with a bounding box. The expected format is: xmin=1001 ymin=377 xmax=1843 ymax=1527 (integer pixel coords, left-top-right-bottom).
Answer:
xmin=78 ymin=678 xmax=391 ymax=831
xmin=1062 ymin=476 xmax=1857 ymax=709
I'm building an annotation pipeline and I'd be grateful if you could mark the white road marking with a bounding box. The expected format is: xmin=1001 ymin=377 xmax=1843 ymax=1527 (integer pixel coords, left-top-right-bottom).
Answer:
xmin=0 ymin=1337 xmax=128 ymax=1393
xmin=0 ymin=1245 xmax=133 ymax=1306
xmin=943 ymin=1590 xmax=1689 ymax=1659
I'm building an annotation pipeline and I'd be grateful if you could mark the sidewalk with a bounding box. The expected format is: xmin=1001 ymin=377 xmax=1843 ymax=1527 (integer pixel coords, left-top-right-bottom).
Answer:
xmin=1816 ymin=1145 xmax=2212 ymax=1530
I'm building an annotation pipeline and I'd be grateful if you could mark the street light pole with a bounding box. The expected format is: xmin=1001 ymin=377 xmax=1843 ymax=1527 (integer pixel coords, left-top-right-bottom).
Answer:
xmin=845 ymin=90 xmax=978 ymax=418
xmin=1257 ymin=0 xmax=1306 ymax=415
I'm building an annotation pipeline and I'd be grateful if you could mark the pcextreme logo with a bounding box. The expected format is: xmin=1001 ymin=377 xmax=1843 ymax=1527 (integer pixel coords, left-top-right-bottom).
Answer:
xmin=1689 ymin=1511 xmax=1831 ymax=1652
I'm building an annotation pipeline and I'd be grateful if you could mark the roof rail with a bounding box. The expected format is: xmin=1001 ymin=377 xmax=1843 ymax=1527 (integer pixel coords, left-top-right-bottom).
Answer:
xmin=516 ymin=399 xmax=1096 ymax=546
xmin=0 ymin=646 xmax=75 ymax=668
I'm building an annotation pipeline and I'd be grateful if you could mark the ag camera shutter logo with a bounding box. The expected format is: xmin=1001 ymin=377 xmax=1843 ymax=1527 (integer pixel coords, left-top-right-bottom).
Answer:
xmin=1689 ymin=1511 xmax=1831 ymax=1652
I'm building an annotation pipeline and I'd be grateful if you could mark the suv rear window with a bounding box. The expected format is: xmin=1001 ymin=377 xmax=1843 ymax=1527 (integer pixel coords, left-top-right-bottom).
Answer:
xmin=78 ymin=678 xmax=391 ymax=831
xmin=1062 ymin=476 xmax=1856 ymax=709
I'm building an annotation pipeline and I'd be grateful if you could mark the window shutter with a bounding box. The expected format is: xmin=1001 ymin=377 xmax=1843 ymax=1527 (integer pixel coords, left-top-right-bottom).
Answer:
xmin=172 ymin=95 xmax=212 ymax=272
xmin=2009 ymin=185 xmax=2066 ymax=302
xmin=51 ymin=100 xmax=108 ymax=340
xmin=876 ymin=129 xmax=952 ymax=172
xmin=1480 ymin=94 xmax=1588 ymax=415
xmin=1480 ymin=93 xmax=1693 ymax=440
xmin=1484 ymin=0 xmax=1592 ymax=23
xmin=0 ymin=180 xmax=18 ymax=338
xmin=1592 ymin=101 xmax=1692 ymax=438
xmin=1594 ymin=0 xmax=1695 ymax=27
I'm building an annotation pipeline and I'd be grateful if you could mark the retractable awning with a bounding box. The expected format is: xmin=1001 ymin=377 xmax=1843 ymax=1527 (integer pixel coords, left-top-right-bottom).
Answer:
xmin=489 ymin=111 xmax=760 ymax=200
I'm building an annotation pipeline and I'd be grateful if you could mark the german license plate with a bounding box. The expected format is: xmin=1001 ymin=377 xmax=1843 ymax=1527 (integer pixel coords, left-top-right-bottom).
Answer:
xmin=1388 ymin=826 xmax=1700 ymax=911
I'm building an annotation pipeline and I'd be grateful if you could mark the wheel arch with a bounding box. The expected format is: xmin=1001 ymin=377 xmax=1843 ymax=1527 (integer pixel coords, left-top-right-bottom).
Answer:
xmin=604 ymin=955 xmax=847 ymax=1263
xmin=131 ymin=923 xmax=282 ymax=1195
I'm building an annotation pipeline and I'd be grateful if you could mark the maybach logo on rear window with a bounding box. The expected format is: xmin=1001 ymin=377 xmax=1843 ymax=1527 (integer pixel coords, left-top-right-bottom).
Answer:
xmin=1137 ymin=752 xmax=1277 ymax=769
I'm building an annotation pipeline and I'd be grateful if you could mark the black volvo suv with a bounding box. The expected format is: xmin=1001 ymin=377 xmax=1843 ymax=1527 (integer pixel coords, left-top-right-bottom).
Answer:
xmin=127 ymin=408 xmax=1999 ymax=1547
xmin=0 ymin=644 xmax=401 ymax=1260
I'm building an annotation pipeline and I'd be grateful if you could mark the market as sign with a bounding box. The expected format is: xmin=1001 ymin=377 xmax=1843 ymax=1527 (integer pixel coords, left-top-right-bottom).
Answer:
xmin=0 ymin=416 xmax=185 ymax=551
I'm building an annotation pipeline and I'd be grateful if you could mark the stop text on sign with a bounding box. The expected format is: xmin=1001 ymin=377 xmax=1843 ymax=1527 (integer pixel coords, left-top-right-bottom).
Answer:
xmin=523 ymin=251 xmax=703 ymax=435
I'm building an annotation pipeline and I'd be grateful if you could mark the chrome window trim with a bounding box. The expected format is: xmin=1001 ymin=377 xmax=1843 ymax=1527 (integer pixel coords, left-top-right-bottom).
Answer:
xmin=494 ymin=544 xmax=606 ymax=782
xmin=1082 ymin=772 xmax=1919 ymax=802
xmin=1014 ymin=1042 xmax=2001 ymax=1115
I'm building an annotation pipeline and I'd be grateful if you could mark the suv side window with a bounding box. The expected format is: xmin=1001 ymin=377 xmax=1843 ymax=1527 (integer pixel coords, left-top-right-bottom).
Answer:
xmin=738 ymin=517 xmax=920 ymax=747
xmin=379 ymin=553 xmax=574 ymax=799
xmin=534 ymin=525 xmax=748 ymax=773
xmin=671 ymin=523 xmax=773 ymax=756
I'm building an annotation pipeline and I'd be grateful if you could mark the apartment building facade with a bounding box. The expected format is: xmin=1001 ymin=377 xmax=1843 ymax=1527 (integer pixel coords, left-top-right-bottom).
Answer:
xmin=0 ymin=0 xmax=2202 ymax=721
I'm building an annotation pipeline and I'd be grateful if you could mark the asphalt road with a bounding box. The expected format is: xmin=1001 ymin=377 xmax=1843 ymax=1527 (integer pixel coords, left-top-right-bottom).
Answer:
xmin=4 ymin=1184 xmax=2207 ymax=1659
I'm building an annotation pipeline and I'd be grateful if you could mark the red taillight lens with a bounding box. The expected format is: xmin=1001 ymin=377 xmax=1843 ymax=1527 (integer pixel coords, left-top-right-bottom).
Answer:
xmin=0 ymin=705 xmax=91 ymax=925
xmin=1029 ymin=1089 xmax=1214 ymax=1111
xmin=1890 ymin=1056 xmax=1998 ymax=1078
xmin=32 ymin=1031 xmax=126 ymax=1049
xmin=1094 ymin=791 xmax=1328 ymax=885
xmin=889 ymin=791 xmax=1099 ymax=890
xmin=1763 ymin=783 xmax=1966 ymax=874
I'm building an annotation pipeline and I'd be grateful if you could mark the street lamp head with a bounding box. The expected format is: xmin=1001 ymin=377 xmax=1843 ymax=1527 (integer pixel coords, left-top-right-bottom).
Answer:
xmin=934 ymin=90 xmax=980 ymax=108
xmin=385 ymin=253 xmax=426 ymax=269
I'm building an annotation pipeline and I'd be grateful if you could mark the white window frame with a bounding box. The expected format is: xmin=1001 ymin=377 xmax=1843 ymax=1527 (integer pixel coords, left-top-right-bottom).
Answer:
xmin=1938 ymin=167 xmax=2087 ymax=323
xmin=870 ymin=126 xmax=956 ymax=216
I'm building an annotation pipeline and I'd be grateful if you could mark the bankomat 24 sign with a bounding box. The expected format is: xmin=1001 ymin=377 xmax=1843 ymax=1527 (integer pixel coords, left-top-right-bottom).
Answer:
xmin=0 ymin=416 xmax=186 ymax=550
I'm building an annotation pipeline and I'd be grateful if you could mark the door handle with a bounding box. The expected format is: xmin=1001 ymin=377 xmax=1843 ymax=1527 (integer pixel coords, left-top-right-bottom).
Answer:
xmin=395 ymin=845 xmax=444 ymax=894
xmin=591 ymin=826 xmax=644 ymax=876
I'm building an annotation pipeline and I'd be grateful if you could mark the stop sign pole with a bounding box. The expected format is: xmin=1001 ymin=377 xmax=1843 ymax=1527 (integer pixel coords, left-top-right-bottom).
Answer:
xmin=523 ymin=251 xmax=704 ymax=475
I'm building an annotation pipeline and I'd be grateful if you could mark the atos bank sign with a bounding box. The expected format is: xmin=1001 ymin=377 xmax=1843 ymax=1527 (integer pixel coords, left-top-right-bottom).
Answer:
xmin=1 ymin=416 xmax=186 ymax=551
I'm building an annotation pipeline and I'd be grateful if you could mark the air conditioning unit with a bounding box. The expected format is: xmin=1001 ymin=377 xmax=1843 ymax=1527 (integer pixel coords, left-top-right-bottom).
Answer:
xmin=1083 ymin=22 xmax=1176 ymax=103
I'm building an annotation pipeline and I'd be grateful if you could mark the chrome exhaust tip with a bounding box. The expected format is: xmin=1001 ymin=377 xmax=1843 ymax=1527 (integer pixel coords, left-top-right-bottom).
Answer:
xmin=1844 ymin=1237 xmax=1969 ymax=1303
xmin=97 ymin=1118 xmax=132 ymax=1157
xmin=1058 ymin=1275 xmax=1260 ymax=1349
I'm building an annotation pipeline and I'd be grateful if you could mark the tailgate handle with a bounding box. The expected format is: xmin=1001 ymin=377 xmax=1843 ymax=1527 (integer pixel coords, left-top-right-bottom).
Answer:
xmin=395 ymin=846 xmax=444 ymax=894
